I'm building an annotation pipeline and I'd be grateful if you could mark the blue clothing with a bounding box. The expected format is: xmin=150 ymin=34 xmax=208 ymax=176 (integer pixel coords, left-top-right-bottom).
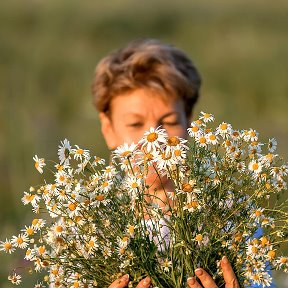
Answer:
xmin=247 ymin=228 xmax=275 ymax=288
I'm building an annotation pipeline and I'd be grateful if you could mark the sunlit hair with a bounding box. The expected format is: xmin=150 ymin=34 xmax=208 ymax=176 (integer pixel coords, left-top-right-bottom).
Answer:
xmin=92 ymin=39 xmax=201 ymax=117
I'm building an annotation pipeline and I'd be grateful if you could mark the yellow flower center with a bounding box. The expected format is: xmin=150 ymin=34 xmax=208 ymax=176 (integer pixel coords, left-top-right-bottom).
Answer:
xmin=182 ymin=183 xmax=193 ymax=193
xmin=122 ymin=236 xmax=129 ymax=242
xmin=220 ymin=123 xmax=228 ymax=130
xmin=38 ymin=246 xmax=46 ymax=254
xmin=191 ymin=126 xmax=199 ymax=133
xmin=254 ymin=210 xmax=262 ymax=217
xmin=131 ymin=182 xmax=138 ymax=189
xmin=267 ymin=250 xmax=276 ymax=259
xmin=167 ymin=136 xmax=180 ymax=146
xmin=96 ymin=195 xmax=105 ymax=201
xmin=199 ymin=137 xmax=206 ymax=144
xmin=121 ymin=151 xmax=131 ymax=157
xmin=17 ymin=238 xmax=24 ymax=245
xmin=128 ymin=226 xmax=135 ymax=234
xmin=76 ymin=149 xmax=84 ymax=155
xmin=32 ymin=219 xmax=39 ymax=226
xmin=195 ymin=234 xmax=203 ymax=242
xmin=174 ymin=149 xmax=182 ymax=157
xmin=55 ymin=226 xmax=63 ymax=233
xmin=89 ymin=240 xmax=95 ymax=247
xmin=4 ymin=243 xmax=12 ymax=250
xmin=102 ymin=182 xmax=109 ymax=188
xmin=68 ymin=203 xmax=77 ymax=211
xmin=209 ymin=134 xmax=216 ymax=141
xmin=188 ymin=201 xmax=198 ymax=208
xmin=26 ymin=228 xmax=34 ymax=236
xmin=252 ymin=163 xmax=259 ymax=171
xmin=251 ymin=246 xmax=258 ymax=254
xmin=147 ymin=132 xmax=158 ymax=142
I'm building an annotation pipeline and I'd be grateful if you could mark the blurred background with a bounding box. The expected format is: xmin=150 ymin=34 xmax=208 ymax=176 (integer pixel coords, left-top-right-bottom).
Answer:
xmin=0 ymin=0 xmax=287 ymax=286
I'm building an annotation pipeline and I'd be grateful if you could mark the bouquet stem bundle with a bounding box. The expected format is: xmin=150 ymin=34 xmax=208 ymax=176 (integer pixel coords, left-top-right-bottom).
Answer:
xmin=1 ymin=112 xmax=288 ymax=288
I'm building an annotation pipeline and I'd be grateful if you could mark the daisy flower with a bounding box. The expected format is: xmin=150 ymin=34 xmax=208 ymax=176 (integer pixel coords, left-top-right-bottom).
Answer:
xmin=92 ymin=156 xmax=106 ymax=166
xmin=247 ymin=129 xmax=259 ymax=142
xmin=87 ymin=236 xmax=99 ymax=253
xmin=11 ymin=233 xmax=29 ymax=249
xmin=183 ymin=200 xmax=201 ymax=213
xmin=58 ymin=139 xmax=71 ymax=165
xmin=248 ymin=161 xmax=262 ymax=174
xmin=117 ymin=236 xmax=130 ymax=248
xmin=34 ymin=282 xmax=45 ymax=288
xmin=21 ymin=225 xmax=35 ymax=237
xmin=139 ymin=127 xmax=167 ymax=152
xmin=72 ymin=145 xmax=90 ymax=161
xmin=188 ymin=122 xmax=202 ymax=137
xmin=21 ymin=192 xmax=41 ymax=208
xmin=199 ymin=111 xmax=215 ymax=123
xmin=126 ymin=225 xmax=137 ymax=238
xmin=33 ymin=155 xmax=46 ymax=174
xmin=206 ymin=132 xmax=219 ymax=145
xmin=8 ymin=273 xmax=22 ymax=285
xmin=125 ymin=175 xmax=143 ymax=194
xmin=102 ymin=245 xmax=112 ymax=259
xmin=31 ymin=218 xmax=46 ymax=231
xmin=164 ymin=136 xmax=188 ymax=155
xmin=195 ymin=133 xmax=208 ymax=148
xmin=155 ymin=151 xmax=177 ymax=171
xmin=24 ymin=248 xmax=35 ymax=261
xmin=194 ymin=233 xmax=209 ymax=246
xmin=236 ymin=161 xmax=246 ymax=173
xmin=102 ymin=165 xmax=117 ymax=179
xmin=114 ymin=142 xmax=138 ymax=159
xmin=161 ymin=258 xmax=172 ymax=272
xmin=0 ymin=238 xmax=15 ymax=254
xmin=216 ymin=122 xmax=232 ymax=138
xmin=267 ymin=138 xmax=277 ymax=153
xmin=100 ymin=179 xmax=113 ymax=193
xmin=51 ymin=220 xmax=66 ymax=236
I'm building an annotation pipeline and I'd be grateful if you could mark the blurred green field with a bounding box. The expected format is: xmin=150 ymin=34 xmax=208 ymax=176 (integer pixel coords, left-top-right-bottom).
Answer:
xmin=0 ymin=0 xmax=288 ymax=287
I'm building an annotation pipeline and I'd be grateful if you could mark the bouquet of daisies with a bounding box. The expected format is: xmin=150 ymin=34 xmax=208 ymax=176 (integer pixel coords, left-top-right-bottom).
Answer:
xmin=1 ymin=112 xmax=288 ymax=288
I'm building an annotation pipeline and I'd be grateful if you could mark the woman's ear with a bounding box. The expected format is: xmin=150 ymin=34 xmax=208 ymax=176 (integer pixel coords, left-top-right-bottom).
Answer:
xmin=99 ymin=112 xmax=117 ymax=150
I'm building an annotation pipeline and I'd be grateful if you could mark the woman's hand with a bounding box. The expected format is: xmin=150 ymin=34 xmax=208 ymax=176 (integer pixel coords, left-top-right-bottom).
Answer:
xmin=187 ymin=256 xmax=239 ymax=288
xmin=108 ymin=256 xmax=238 ymax=288
xmin=108 ymin=275 xmax=151 ymax=288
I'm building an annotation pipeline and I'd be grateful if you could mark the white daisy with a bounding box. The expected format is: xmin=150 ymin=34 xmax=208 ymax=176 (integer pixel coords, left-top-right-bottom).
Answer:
xmin=0 ymin=238 xmax=15 ymax=254
xmin=21 ymin=192 xmax=41 ymax=208
xmin=33 ymin=155 xmax=46 ymax=174
xmin=216 ymin=122 xmax=232 ymax=138
xmin=248 ymin=161 xmax=262 ymax=174
xmin=11 ymin=233 xmax=29 ymax=249
xmin=58 ymin=139 xmax=71 ymax=165
xmin=8 ymin=273 xmax=22 ymax=285
xmin=72 ymin=145 xmax=90 ymax=161
xmin=139 ymin=127 xmax=167 ymax=152
xmin=199 ymin=111 xmax=215 ymax=123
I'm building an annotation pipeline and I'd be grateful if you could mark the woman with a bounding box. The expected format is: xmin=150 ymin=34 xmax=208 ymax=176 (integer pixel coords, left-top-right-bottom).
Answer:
xmin=92 ymin=39 xmax=240 ymax=288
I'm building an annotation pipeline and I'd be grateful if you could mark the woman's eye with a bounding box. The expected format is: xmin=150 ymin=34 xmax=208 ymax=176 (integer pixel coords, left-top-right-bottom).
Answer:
xmin=128 ymin=123 xmax=143 ymax=127
xmin=162 ymin=121 xmax=179 ymax=126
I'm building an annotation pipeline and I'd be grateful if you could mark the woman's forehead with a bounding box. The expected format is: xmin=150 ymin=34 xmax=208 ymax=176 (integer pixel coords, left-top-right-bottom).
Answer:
xmin=110 ymin=88 xmax=184 ymax=116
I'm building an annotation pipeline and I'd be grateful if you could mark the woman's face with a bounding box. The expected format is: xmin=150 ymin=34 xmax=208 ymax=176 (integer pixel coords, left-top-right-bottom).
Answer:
xmin=100 ymin=88 xmax=189 ymax=149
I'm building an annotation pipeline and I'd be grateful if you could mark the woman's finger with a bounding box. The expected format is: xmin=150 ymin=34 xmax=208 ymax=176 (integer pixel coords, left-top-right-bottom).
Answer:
xmin=221 ymin=256 xmax=240 ymax=288
xmin=108 ymin=274 xmax=129 ymax=288
xmin=194 ymin=268 xmax=218 ymax=288
xmin=187 ymin=276 xmax=202 ymax=288
xmin=135 ymin=277 xmax=151 ymax=288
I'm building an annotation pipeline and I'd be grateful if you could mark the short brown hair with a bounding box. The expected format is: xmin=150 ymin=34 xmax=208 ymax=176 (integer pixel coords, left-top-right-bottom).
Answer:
xmin=92 ymin=39 xmax=201 ymax=117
